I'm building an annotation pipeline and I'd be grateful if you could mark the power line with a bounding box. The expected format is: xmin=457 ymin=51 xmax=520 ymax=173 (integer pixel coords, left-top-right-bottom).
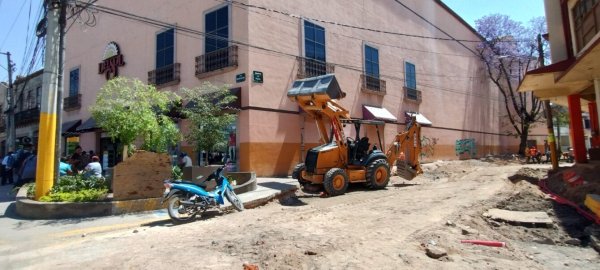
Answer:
xmin=218 ymin=0 xmax=477 ymax=59
xmin=78 ymin=3 xmax=501 ymax=101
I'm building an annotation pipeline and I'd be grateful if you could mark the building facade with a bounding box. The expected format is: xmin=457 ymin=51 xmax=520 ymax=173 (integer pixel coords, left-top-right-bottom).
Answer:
xmin=520 ymin=0 xmax=600 ymax=162
xmin=57 ymin=0 xmax=509 ymax=176
xmin=0 ymin=70 xmax=44 ymax=154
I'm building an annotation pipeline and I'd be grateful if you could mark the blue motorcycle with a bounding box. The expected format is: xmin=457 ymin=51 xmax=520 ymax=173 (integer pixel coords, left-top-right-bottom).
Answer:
xmin=161 ymin=165 xmax=244 ymax=223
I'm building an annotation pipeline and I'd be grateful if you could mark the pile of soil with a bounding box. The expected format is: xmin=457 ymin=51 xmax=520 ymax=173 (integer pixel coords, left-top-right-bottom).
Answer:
xmin=545 ymin=164 xmax=600 ymax=207
xmin=490 ymin=170 xmax=598 ymax=249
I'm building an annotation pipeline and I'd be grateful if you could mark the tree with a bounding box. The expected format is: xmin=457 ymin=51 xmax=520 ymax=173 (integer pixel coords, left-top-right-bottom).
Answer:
xmin=551 ymin=104 xmax=570 ymax=153
xmin=476 ymin=15 xmax=549 ymax=155
xmin=181 ymin=82 xmax=237 ymax=164
xmin=90 ymin=77 xmax=181 ymax=159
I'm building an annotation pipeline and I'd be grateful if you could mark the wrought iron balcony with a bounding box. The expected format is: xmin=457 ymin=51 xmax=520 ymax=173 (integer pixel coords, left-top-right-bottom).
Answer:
xmin=404 ymin=87 xmax=422 ymax=103
xmin=296 ymin=57 xmax=335 ymax=79
xmin=148 ymin=63 xmax=181 ymax=88
xmin=360 ymin=74 xmax=386 ymax=95
xmin=195 ymin=45 xmax=238 ymax=78
xmin=63 ymin=94 xmax=82 ymax=111
xmin=15 ymin=107 xmax=40 ymax=126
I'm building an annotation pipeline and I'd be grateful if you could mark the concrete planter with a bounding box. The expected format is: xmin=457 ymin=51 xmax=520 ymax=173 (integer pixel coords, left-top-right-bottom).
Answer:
xmin=14 ymin=187 xmax=165 ymax=219
xmin=225 ymin=172 xmax=257 ymax=194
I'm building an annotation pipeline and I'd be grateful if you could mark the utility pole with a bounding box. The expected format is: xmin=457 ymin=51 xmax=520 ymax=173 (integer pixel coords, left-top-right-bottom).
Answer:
xmin=54 ymin=0 xmax=67 ymax=184
xmin=35 ymin=0 xmax=62 ymax=199
xmin=1 ymin=52 xmax=16 ymax=153
xmin=538 ymin=34 xmax=559 ymax=170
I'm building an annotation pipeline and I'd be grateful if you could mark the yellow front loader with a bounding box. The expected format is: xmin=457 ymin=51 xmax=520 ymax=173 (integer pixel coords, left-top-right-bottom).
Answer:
xmin=288 ymin=74 xmax=422 ymax=196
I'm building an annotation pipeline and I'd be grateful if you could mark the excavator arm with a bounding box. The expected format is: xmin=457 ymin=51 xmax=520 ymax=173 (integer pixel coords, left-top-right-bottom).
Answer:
xmin=288 ymin=74 xmax=350 ymax=164
xmin=385 ymin=116 xmax=423 ymax=180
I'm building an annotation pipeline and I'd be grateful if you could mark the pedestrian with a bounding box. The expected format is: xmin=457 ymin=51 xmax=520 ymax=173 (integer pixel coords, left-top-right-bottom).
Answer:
xmin=59 ymin=157 xmax=74 ymax=176
xmin=1 ymin=151 xmax=14 ymax=185
xmin=83 ymin=156 xmax=103 ymax=179
xmin=14 ymin=153 xmax=36 ymax=188
xmin=178 ymin=152 xmax=192 ymax=169
xmin=543 ymin=140 xmax=550 ymax=163
xmin=70 ymin=145 xmax=83 ymax=173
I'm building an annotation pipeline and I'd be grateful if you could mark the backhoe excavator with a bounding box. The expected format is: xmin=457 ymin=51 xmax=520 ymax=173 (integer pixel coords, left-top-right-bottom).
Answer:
xmin=288 ymin=74 xmax=423 ymax=196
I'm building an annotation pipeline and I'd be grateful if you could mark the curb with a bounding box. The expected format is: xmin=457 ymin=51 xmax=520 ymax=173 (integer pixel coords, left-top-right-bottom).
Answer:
xmin=14 ymin=181 xmax=297 ymax=219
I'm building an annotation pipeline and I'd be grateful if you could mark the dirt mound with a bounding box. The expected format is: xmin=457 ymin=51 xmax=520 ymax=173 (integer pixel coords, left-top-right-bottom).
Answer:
xmin=545 ymin=164 xmax=600 ymax=206
xmin=508 ymin=167 xmax=548 ymax=184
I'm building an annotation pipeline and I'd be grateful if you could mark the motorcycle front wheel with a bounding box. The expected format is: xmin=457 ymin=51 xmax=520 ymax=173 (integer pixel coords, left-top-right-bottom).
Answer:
xmin=225 ymin=188 xmax=244 ymax=211
xmin=167 ymin=193 xmax=198 ymax=224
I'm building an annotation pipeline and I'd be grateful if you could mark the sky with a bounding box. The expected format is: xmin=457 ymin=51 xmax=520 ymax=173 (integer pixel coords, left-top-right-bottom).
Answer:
xmin=0 ymin=1 xmax=547 ymax=82
xmin=441 ymin=0 xmax=546 ymax=28
xmin=0 ymin=0 xmax=44 ymax=82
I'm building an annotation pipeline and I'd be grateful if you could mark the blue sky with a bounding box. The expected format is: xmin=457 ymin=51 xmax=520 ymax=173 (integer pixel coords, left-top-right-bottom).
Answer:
xmin=0 ymin=1 xmax=547 ymax=82
xmin=0 ymin=0 xmax=44 ymax=82
xmin=441 ymin=0 xmax=546 ymax=27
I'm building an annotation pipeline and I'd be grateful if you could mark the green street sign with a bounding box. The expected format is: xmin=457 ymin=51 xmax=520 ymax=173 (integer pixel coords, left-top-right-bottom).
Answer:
xmin=253 ymin=71 xmax=263 ymax=83
xmin=236 ymin=73 xmax=246 ymax=83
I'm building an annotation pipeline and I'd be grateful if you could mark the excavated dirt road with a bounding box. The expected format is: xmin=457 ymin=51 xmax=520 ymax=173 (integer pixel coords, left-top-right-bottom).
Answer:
xmin=2 ymin=160 xmax=599 ymax=269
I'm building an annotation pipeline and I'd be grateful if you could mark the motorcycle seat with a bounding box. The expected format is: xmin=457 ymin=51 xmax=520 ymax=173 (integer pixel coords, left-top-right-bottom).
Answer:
xmin=180 ymin=180 xmax=208 ymax=189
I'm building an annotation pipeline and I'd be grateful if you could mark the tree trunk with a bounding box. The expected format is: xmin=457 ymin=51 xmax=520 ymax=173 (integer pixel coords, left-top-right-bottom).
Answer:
xmin=518 ymin=129 xmax=529 ymax=155
xmin=122 ymin=144 xmax=129 ymax=161
xmin=556 ymin=120 xmax=562 ymax=154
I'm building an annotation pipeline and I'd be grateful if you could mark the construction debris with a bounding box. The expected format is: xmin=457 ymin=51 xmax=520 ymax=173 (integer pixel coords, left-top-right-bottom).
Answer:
xmin=483 ymin=208 xmax=553 ymax=225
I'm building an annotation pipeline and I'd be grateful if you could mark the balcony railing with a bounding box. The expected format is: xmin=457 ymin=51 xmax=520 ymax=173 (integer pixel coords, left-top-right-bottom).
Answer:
xmin=195 ymin=45 xmax=238 ymax=78
xmin=296 ymin=57 xmax=335 ymax=79
xmin=15 ymin=107 xmax=40 ymax=126
xmin=360 ymin=74 xmax=386 ymax=95
xmin=573 ymin=0 xmax=600 ymax=51
xmin=63 ymin=94 xmax=82 ymax=111
xmin=404 ymin=87 xmax=422 ymax=104
xmin=148 ymin=63 xmax=181 ymax=87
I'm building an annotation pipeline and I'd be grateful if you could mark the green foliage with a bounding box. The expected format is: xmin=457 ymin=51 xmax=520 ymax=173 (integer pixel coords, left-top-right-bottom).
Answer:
xmin=26 ymin=183 xmax=35 ymax=198
xmin=51 ymin=174 xmax=109 ymax=193
xmin=90 ymin=77 xmax=181 ymax=156
xmin=172 ymin=166 xmax=183 ymax=180
xmin=37 ymin=174 xmax=109 ymax=202
xmin=39 ymin=188 xmax=109 ymax=202
xmin=180 ymin=82 xmax=237 ymax=155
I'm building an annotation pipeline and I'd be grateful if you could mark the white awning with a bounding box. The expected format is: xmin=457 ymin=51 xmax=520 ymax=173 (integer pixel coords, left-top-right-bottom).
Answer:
xmin=406 ymin=112 xmax=432 ymax=126
xmin=362 ymin=105 xmax=397 ymax=122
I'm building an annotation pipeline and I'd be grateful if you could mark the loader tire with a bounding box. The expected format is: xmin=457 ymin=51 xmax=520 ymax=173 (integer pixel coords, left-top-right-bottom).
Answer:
xmin=323 ymin=168 xmax=348 ymax=196
xmin=292 ymin=163 xmax=310 ymax=186
xmin=366 ymin=159 xmax=390 ymax=189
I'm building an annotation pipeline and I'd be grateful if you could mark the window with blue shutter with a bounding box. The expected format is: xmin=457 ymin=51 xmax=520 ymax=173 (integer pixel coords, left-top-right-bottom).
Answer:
xmin=156 ymin=28 xmax=174 ymax=69
xmin=205 ymin=6 xmax=229 ymax=53
xmin=69 ymin=68 xmax=79 ymax=97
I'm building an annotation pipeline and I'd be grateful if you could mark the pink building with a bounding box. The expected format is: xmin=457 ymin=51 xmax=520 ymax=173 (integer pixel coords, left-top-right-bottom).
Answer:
xmin=58 ymin=0 xmax=513 ymax=176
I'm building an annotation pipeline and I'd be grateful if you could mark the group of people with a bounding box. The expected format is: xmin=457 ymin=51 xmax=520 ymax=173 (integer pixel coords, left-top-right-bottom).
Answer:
xmin=61 ymin=145 xmax=103 ymax=178
xmin=0 ymin=144 xmax=104 ymax=188
xmin=1 ymin=144 xmax=37 ymax=187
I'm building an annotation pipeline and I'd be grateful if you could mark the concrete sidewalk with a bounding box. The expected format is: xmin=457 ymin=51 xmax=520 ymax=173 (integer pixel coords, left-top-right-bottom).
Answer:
xmin=0 ymin=177 xmax=298 ymax=242
xmin=15 ymin=176 xmax=299 ymax=219
xmin=227 ymin=177 xmax=298 ymax=209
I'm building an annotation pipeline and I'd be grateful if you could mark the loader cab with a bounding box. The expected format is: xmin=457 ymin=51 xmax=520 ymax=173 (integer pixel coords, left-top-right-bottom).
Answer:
xmin=342 ymin=119 xmax=385 ymax=165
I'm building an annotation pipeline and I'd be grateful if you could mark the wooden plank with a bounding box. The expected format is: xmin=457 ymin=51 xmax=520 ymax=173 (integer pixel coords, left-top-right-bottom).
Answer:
xmin=483 ymin=208 xmax=554 ymax=225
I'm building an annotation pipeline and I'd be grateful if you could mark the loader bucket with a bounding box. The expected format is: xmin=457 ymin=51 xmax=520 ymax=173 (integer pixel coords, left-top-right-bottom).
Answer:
xmin=287 ymin=74 xmax=346 ymax=100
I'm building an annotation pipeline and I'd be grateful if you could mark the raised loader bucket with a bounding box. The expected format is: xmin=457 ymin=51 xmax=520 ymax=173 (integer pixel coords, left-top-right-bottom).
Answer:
xmin=287 ymin=74 xmax=345 ymax=100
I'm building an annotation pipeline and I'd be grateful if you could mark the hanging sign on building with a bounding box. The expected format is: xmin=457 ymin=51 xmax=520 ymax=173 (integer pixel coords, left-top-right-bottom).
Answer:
xmin=98 ymin=42 xmax=126 ymax=80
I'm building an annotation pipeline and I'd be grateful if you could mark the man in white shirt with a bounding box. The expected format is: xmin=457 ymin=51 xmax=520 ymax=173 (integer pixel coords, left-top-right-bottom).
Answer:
xmin=179 ymin=153 xmax=192 ymax=168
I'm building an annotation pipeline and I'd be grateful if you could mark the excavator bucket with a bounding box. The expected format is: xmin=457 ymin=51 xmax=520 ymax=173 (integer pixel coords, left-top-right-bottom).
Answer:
xmin=396 ymin=162 xmax=418 ymax=180
xmin=287 ymin=74 xmax=346 ymax=100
